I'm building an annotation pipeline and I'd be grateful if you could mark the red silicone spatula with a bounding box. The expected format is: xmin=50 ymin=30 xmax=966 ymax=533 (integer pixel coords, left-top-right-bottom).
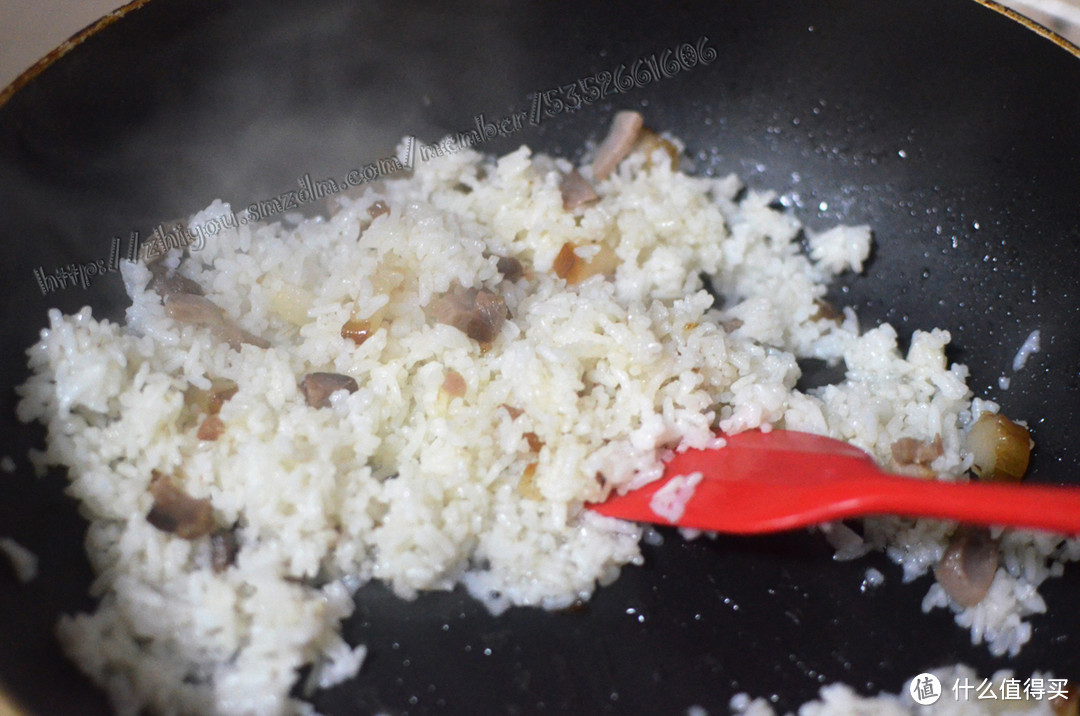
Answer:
xmin=589 ymin=430 xmax=1080 ymax=534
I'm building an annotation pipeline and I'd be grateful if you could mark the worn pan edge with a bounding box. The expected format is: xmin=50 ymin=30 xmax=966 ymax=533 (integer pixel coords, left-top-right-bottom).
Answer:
xmin=974 ymin=0 xmax=1080 ymax=55
xmin=0 ymin=0 xmax=157 ymax=110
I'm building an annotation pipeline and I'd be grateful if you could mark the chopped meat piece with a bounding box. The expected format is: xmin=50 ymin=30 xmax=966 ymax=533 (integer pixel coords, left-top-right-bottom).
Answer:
xmin=891 ymin=435 xmax=943 ymax=467
xmin=934 ymin=526 xmax=998 ymax=608
xmin=523 ymin=432 xmax=543 ymax=453
xmin=300 ymin=372 xmax=359 ymax=408
xmin=560 ymin=168 xmax=599 ymax=210
xmin=341 ymin=318 xmax=375 ymax=346
xmin=186 ymin=378 xmax=238 ymax=416
xmin=501 ymin=404 xmax=524 ymax=419
xmin=592 ymin=110 xmax=644 ymax=180
xmin=197 ymin=415 xmax=225 ymax=441
xmin=553 ymin=242 xmax=618 ymax=285
xmin=427 ymin=284 xmax=507 ymax=344
xmin=441 ymin=370 xmax=467 ymax=397
xmin=368 ymin=200 xmax=390 ymax=219
xmin=146 ymin=472 xmax=215 ymax=540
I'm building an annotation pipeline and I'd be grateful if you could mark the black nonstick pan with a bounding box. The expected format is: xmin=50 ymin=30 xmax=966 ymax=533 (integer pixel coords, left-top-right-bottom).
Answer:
xmin=2 ymin=1 xmax=1079 ymax=714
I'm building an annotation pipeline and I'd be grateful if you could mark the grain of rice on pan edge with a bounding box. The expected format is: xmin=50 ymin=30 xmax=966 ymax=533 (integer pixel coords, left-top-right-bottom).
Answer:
xmin=14 ymin=111 xmax=1077 ymax=715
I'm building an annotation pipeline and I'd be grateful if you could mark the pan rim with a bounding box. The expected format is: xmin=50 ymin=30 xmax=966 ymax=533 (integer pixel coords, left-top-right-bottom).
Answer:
xmin=0 ymin=0 xmax=1078 ymax=112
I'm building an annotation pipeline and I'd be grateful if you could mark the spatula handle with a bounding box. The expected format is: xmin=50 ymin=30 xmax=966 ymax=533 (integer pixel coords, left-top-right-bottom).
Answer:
xmin=850 ymin=473 xmax=1080 ymax=534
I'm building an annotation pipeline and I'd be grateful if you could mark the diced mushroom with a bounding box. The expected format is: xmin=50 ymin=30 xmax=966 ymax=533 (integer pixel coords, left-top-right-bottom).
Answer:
xmin=494 ymin=255 xmax=525 ymax=283
xmin=300 ymin=372 xmax=359 ymax=408
xmin=934 ymin=526 xmax=998 ymax=608
xmin=722 ymin=317 xmax=744 ymax=333
xmin=553 ymin=242 xmax=618 ymax=285
xmin=148 ymin=268 xmax=204 ymax=297
xmin=164 ymin=293 xmax=226 ymax=326
xmin=146 ymin=472 xmax=215 ymax=540
xmin=212 ymin=324 xmax=271 ymax=351
xmin=368 ymin=200 xmax=390 ymax=219
xmin=427 ymin=284 xmax=507 ymax=344
xmin=501 ymin=404 xmax=524 ymax=419
xmin=197 ymin=415 xmax=225 ymax=441
xmin=591 ymin=110 xmax=645 ymax=180
xmin=560 ymin=168 xmax=600 ymax=211
xmin=210 ymin=527 xmax=239 ymax=573
xmin=164 ymin=294 xmax=269 ymax=350
xmin=481 ymin=251 xmax=525 ymax=283
xmin=441 ymin=370 xmax=467 ymax=397
xmin=967 ymin=413 xmax=1033 ymax=482
xmin=891 ymin=435 xmax=944 ymax=467
xmin=810 ymin=299 xmax=843 ymax=323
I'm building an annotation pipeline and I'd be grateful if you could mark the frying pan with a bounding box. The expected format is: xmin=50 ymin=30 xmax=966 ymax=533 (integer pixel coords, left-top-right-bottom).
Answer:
xmin=1 ymin=1 xmax=1078 ymax=713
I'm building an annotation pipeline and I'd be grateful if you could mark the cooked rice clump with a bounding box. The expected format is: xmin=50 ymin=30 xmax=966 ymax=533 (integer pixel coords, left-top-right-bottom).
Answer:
xmin=16 ymin=134 xmax=1077 ymax=715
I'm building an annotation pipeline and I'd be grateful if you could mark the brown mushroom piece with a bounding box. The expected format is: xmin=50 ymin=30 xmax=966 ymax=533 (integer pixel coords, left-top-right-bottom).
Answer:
xmin=427 ymin=284 xmax=507 ymax=344
xmin=560 ymin=168 xmax=599 ymax=211
xmin=481 ymin=251 xmax=525 ymax=283
xmin=891 ymin=435 xmax=944 ymax=467
xmin=148 ymin=266 xmax=205 ymax=297
xmin=934 ymin=526 xmax=999 ymax=608
xmin=164 ymin=294 xmax=269 ymax=350
xmin=591 ymin=110 xmax=644 ymax=181
xmin=146 ymin=472 xmax=215 ymax=540
xmin=163 ymin=293 xmax=226 ymax=325
xmin=300 ymin=372 xmax=359 ymax=408
xmin=494 ymin=255 xmax=525 ymax=283
xmin=810 ymin=299 xmax=843 ymax=323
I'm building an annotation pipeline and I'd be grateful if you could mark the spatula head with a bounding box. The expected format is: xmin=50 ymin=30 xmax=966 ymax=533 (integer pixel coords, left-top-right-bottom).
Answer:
xmin=589 ymin=430 xmax=882 ymax=533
